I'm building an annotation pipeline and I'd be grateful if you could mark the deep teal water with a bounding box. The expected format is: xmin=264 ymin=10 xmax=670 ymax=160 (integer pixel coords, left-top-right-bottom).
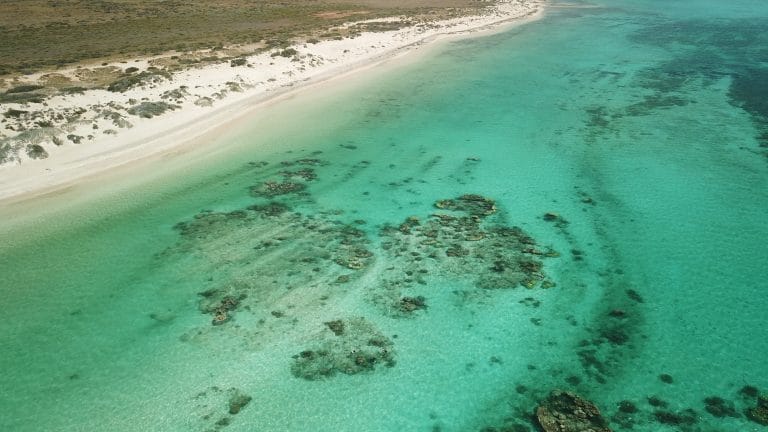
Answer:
xmin=2 ymin=1 xmax=767 ymax=431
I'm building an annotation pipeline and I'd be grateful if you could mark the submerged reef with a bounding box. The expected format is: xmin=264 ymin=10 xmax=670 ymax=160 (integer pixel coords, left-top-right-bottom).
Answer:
xmin=291 ymin=317 xmax=395 ymax=380
xmin=177 ymin=205 xmax=374 ymax=326
xmin=198 ymin=291 xmax=244 ymax=326
xmin=703 ymin=396 xmax=739 ymax=418
xmin=191 ymin=386 xmax=252 ymax=431
xmin=249 ymin=158 xmax=325 ymax=198
xmin=374 ymin=194 xmax=556 ymax=316
xmin=167 ymin=156 xmax=556 ymax=389
xmin=535 ymin=390 xmax=611 ymax=432
xmin=747 ymin=394 xmax=768 ymax=425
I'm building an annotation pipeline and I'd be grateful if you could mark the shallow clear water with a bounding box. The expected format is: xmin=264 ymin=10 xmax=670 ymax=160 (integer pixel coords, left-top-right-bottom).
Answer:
xmin=2 ymin=1 xmax=767 ymax=431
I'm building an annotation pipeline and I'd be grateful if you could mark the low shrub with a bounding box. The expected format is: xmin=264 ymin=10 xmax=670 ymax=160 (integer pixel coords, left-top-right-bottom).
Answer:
xmin=60 ymin=86 xmax=87 ymax=94
xmin=26 ymin=143 xmax=48 ymax=159
xmin=127 ymin=101 xmax=178 ymax=118
xmin=230 ymin=58 xmax=247 ymax=67
xmin=0 ymin=93 xmax=45 ymax=104
xmin=107 ymin=69 xmax=171 ymax=92
xmin=3 ymin=109 xmax=27 ymax=118
xmin=6 ymin=84 xmax=44 ymax=94
xmin=271 ymin=48 xmax=298 ymax=58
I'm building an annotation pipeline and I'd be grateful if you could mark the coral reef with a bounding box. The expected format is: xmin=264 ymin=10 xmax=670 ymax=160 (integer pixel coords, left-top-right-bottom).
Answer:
xmin=291 ymin=317 xmax=395 ymax=380
xmin=190 ymin=386 xmax=251 ymax=431
xmin=703 ymin=396 xmax=739 ymax=418
xmin=535 ymin=390 xmax=612 ymax=432
xmin=228 ymin=390 xmax=252 ymax=415
xmin=746 ymin=394 xmax=768 ymax=426
xmin=373 ymin=194 xmax=556 ymax=316
xmin=197 ymin=291 xmax=244 ymax=326
xmin=434 ymin=194 xmax=497 ymax=216
xmin=652 ymin=409 xmax=698 ymax=426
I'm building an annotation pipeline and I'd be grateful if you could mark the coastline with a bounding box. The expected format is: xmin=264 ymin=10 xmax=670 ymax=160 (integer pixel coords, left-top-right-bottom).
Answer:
xmin=0 ymin=0 xmax=545 ymax=206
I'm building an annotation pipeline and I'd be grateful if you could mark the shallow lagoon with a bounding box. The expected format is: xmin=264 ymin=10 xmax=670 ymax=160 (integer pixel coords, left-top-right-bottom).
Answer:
xmin=1 ymin=1 xmax=767 ymax=430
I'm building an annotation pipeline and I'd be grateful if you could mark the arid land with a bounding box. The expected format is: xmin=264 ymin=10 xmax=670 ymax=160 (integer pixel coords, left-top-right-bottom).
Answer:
xmin=0 ymin=0 xmax=497 ymax=77
xmin=0 ymin=0 xmax=543 ymax=201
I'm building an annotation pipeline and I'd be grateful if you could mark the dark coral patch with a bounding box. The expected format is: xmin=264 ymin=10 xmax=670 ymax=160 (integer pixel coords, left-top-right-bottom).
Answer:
xmin=535 ymin=390 xmax=611 ymax=432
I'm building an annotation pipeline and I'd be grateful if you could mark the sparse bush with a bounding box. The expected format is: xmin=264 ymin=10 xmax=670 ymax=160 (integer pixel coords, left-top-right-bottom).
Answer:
xmin=6 ymin=84 xmax=44 ymax=94
xmin=127 ymin=101 xmax=178 ymax=118
xmin=230 ymin=58 xmax=247 ymax=67
xmin=271 ymin=48 xmax=298 ymax=58
xmin=125 ymin=66 xmax=139 ymax=73
xmin=26 ymin=144 xmax=48 ymax=159
xmin=107 ymin=75 xmax=142 ymax=92
xmin=107 ymin=69 xmax=171 ymax=92
xmin=60 ymin=86 xmax=87 ymax=95
xmin=4 ymin=109 xmax=27 ymax=118
xmin=194 ymin=97 xmax=213 ymax=107
xmin=0 ymin=141 xmax=18 ymax=164
xmin=0 ymin=93 xmax=45 ymax=104
xmin=226 ymin=82 xmax=243 ymax=92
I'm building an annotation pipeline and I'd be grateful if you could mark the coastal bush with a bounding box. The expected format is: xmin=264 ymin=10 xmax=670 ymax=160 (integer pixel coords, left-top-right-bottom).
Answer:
xmin=60 ymin=86 xmax=87 ymax=95
xmin=6 ymin=84 xmax=44 ymax=94
xmin=25 ymin=144 xmax=48 ymax=159
xmin=124 ymin=66 xmax=139 ymax=73
xmin=3 ymin=109 xmax=27 ymax=118
xmin=127 ymin=101 xmax=179 ymax=119
xmin=226 ymin=82 xmax=243 ymax=92
xmin=107 ymin=69 xmax=171 ymax=92
xmin=161 ymin=87 xmax=190 ymax=101
xmin=0 ymin=92 xmax=45 ymax=104
xmin=194 ymin=97 xmax=213 ymax=107
xmin=107 ymin=75 xmax=143 ymax=92
xmin=230 ymin=57 xmax=247 ymax=67
xmin=0 ymin=141 xmax=18 ymax=164
xmin=271 ymin=48 xmax=298 ymax=58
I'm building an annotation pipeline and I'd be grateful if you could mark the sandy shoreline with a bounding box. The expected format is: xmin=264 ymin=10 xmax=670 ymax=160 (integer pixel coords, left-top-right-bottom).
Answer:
xmin=0 ymin=0 xmax=545 ymax=205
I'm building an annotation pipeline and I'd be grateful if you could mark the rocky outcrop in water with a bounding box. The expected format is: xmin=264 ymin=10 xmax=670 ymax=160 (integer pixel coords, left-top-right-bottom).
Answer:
xmin=291 ymin=317 xmax=395 ymax=380
xmin=535 ymin=390 xmax=612 ymax=432
xmin=747 ymin=394 xmax=768 ymax=426
xmin=372 ymin=194 xmax=556 ymax=316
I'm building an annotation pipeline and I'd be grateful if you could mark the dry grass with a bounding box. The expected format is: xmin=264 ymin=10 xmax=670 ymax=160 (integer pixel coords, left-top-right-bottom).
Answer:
xmin=0 ymin=0 xmax=493 ymax=76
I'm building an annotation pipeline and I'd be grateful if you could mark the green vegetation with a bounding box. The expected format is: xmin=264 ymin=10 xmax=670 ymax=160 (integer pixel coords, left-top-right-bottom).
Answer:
xmin=25 ymin=143 xmax=48 ymax=159
xmin=0 ymin=0 xmax=490 ymax=76
xmin=60 ymin=86 xmax=87 ymax=95
xmin=107 ymin=68 xmax=172 ymax=92
xmin=271 ymin=48 xmax=299 ymax=58
xmin=230 ymin=58 xmax=247 ymax=67
xmin=3 ymin=109 xmax=27 ymax=118
xmin=127 ymin=101 xmax=178 ymax=118
xmin=0 ymin=141 xmax=17 ymax=164
xmin=0 ymin=92 xmax=45 ymax=104
xmin=6 ymin=84 xmax=45 ymax=93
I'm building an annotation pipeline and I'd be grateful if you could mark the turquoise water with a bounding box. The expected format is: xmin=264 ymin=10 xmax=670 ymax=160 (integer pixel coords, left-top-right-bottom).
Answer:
xmin=2 ymin=1 xmax=768 ymax=430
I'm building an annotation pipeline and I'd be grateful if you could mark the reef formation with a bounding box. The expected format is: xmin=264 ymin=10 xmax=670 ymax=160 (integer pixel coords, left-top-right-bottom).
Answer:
xmin=290 ymin=317 xmax=396 ymax=380
xmin=535 ymin=390 xmax=612 ymax=432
